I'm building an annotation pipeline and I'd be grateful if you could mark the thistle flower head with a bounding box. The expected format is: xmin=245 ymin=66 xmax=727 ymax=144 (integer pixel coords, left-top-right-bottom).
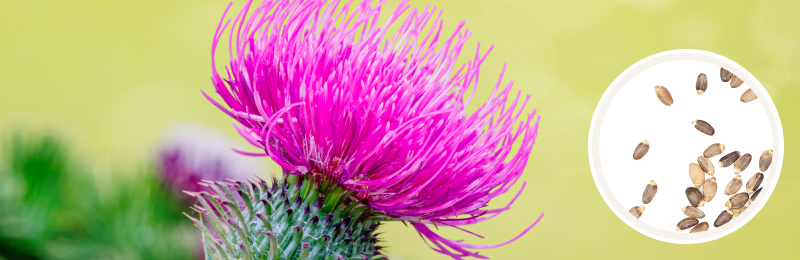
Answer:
xmin=158 ymin=125 xmax=264 ymax=200
xmin=204 ymin=0 xmax=541 ymax=258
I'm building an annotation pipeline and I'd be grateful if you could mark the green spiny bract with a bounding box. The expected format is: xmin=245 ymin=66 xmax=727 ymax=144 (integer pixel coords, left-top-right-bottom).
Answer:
xmin=186 ymin=173 xmax=387 ymax=260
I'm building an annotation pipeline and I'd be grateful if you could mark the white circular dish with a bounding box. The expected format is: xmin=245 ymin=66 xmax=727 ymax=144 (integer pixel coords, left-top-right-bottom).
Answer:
xmin=588 ymin=49 xmax=784 ymax=244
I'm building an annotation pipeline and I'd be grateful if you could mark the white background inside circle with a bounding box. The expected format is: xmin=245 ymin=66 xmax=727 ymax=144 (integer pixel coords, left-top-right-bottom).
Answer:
xmin=588 ymin=49 xmax=784 ymax=244
xmin=599 ymin=60 xmax=772 ymax=232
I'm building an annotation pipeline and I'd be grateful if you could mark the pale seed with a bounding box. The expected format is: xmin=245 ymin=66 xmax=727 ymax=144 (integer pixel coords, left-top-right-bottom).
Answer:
xmin=733 ymin=153 xmax=752 ymax=174
xmin=690 ymin=222 xmax=709 ymax=233
xmin=682 ymin=206 xmax=705 ymax=219
xmin=749 ymin=188 xmax=762 ymax=204
xmin=689 ymin=163 xmax=705 ymax=188
xmin=714 ymin=209 xmax=734 ymax=227
xmin=724 ymin=175 xmax=742 ymax=196
xmin=746 ymin=172 xmax=763 ymax=193
xmin=741 ymin=89 xmax=757 ymax=103
xmin=686 ymin=187 xmax=704 ymax=207
xmin=692 ymin=120 xmax=715 ymax=136
xmin=733 ymin=206 xmax=748 ymax=218
xmin=696 ymin=73 xmax=708 ymax=94
xmin=725 ymin=192 xmax=749 ymax=209
xmin=677 ymin=217 xmax=699 ymax=231
xmin=730 ymin=75 xmax=744 ymax=88
xmin=633 ymin=140 xmax=650 ymax=160
xmin=703 ymin=177 xmax=717 ymax=202
xmin=721 ymin=68 xmax=733 ymax=82
xmin=703 ymin=143 xmax=725 ymax=158
xmin=718 ymin=151 xmax=741 ymax=168
xmin=759 ymin=149 xmax=773 ymax=172
xmin=629 ymin=206 xmax=645 ymax=219
xmin=698 ymin=156 xmax=715 ymax=176
xmin=642 ymin=180 xmax=657 ymax=204
xmin=655 ymin=85 xmax=674 ymax=106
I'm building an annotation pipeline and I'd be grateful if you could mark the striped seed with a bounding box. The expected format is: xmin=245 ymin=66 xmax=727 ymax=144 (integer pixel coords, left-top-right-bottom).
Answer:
xmin=759 ymin=149 xmax=773 ymax=172
xmin=690 ymin=222 xmax=709 ymax=233
xmin=733 ymin=153 xmax=752 ymax=174
xmin=703 ymin=177 xmax=717 ymax=202
xmin=630 ymin=206 xmax=645 ymax=219
xmin=633 ymin=140 xmax=650 ymax=160
xmin=730 ymin=75 xmax=744 ymax=88
xmin=682 ymin=206 xmax=705 ymax=219
xmin=703 ymin=143 xmax=725 ymax=158
xmin=677 ymin=217 xmax=700 ymax=231
xmin=724 ymin=175 xmax=743 ymax=196
xmin=749 ymin=188 xmax=762 ymax=204
xmin=718 ymin=151 xmax=741 ymax=168
xmin=689 ymin=163 xmax=705 ymax=188
xmin=686 ymin=187 xmax=705 ymax=207
xmin=714 ymin=209 xmax=734 ymax=227
xmin=746 ymin=172 xmax=763 ymax=193
xmin=655 ymin=85 xmax=674 ymax=106
xmin=692 ymin=120 xmax=715 ymax=136
xmin=733 ymin=206 xmax=748 ymax=218
xmin=642 ymin=180 xmax=657 ymax=204
xmin=698 ymin=156 xmax=715 ymax=176
xmin=721 ymin=68 xmax=733 ymax=82
xmin=696 ymin=73 xmax=708 ymax=94
xmin=741 ymin=89 xmax=757 ymax=103
xmin=725 ymin=192 xmax=749 ymax=209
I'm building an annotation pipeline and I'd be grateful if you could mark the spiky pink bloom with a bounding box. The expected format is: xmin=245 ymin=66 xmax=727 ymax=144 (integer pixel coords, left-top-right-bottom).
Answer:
xmin=204 ymin=0 xmax=542 ymax=258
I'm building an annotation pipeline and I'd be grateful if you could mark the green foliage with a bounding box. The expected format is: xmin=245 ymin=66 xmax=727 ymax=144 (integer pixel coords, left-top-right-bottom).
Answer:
xmin=0 ymin=133 xmax=197 ymax=260
xmin=189 ymin=173 xmax=387 ymax=260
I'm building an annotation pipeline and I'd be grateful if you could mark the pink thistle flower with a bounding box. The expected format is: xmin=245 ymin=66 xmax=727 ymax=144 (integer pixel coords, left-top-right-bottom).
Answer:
xmin=203 ymin=0 xmax=542 ymax=258
xmin=157 ymin=125 xmax=264 ymax=202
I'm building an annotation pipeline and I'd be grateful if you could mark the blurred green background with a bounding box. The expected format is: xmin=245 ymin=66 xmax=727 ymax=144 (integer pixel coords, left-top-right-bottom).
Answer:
xmin=1 ymin=0 xmax=798 ymax=259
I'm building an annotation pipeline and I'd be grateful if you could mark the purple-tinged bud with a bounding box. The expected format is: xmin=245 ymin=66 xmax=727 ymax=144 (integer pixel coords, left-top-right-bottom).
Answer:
xmin=293 ymin=195 xmax=302 ymax=207
xmin=341 ymin=216 xmax=351 ymax=228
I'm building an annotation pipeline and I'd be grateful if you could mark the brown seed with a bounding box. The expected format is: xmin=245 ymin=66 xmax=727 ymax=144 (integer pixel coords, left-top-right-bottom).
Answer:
xmin=696 ymin=73 xmax=708 ymax=94
xmin=724 ymin=175 xmax=743 ymax=196
xmin=703 ymin=143 xmax=726 ymax=158
xmin=690 ymin=222 xmax=709 ymax=233
xmin=689 ymin=163 xmax=705 ymax=188
xmin=733 ymin=206 xmax=748 ymax=218
xmin=730 ymin=75 xmax=744 ymax=88
xmin=682 ymin=206 xmax=706 ymax=219
xmin=676 ymin=217 xmax=700 ymax=231
xmin=633 ymin=140 xmax=650 ymax=160
xmin=642 ymin=180 xmax=657 ymax=204
xmin=698 ymin=156 xmax=715 ymax=176
xmin=703 ymin=177 xmax=717 ymax=202
xmin=655 ymin=85 xmax=674 ymax=106
xmin=746 ymin=172 xmax=764 ymax=193
xmin=721 ymin=68 xmax=733 ymax=82
xmin=692 ymin=120 xmax=715 ymax=136
xmin=714 ymin=209 xmax=734 ymax=227
xmin=749 ymin=188 xmax=762 ymax=204
xmin=741 ymin=89 xmax=757 ymax=103
xmin=733 ymin=153 xmax=752 ymax=174
xmin=686 ymin=187 xmax=704 ymax=207
xmin=718 ymin=151 xmax=741 ymax=168
xmin=759 ymin=149 xmax=773 ymax=172
xmin=725 ymin=192 xmax=749 ymax=209
xmin=629 ymin=206 xmax=645 ymax=219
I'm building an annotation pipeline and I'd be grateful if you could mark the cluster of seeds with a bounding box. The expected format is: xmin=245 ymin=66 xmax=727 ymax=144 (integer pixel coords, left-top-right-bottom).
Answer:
xmin=627 ymin=67 xmax=773 ymax=233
